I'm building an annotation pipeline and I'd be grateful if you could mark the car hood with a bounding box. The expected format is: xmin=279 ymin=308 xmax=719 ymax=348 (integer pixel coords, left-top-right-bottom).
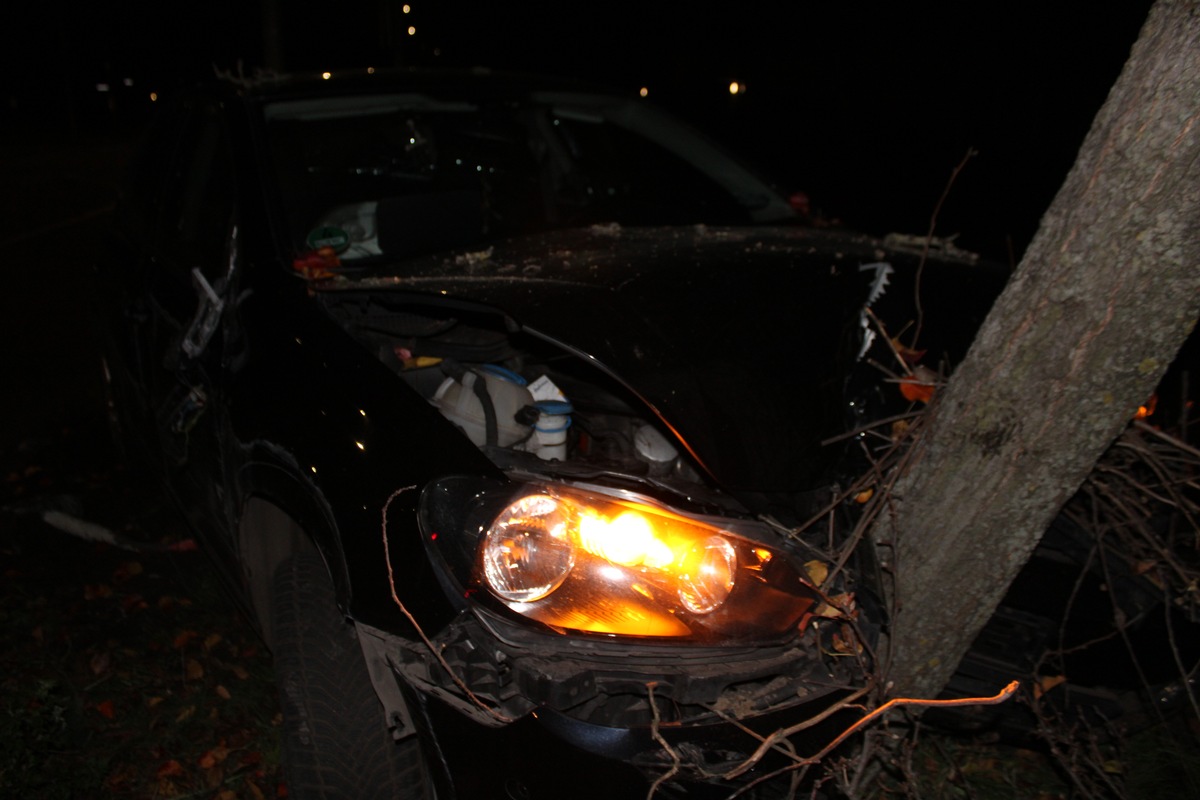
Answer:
xmin=332 ymin=225 xmax=979 ymax=498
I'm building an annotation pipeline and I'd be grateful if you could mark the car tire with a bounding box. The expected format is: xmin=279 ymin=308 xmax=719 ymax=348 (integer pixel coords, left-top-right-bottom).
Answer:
xmin=272 ymin=552 xmax=434 ymax=799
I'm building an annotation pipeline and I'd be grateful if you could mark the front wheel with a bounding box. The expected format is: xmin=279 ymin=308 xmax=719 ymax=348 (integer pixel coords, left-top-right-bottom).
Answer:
xmin=271 ymin=553 xmax=433 ymax=799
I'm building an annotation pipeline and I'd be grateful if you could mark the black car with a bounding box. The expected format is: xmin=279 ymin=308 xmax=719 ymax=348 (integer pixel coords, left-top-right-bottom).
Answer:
xmin=102 ymin=68 xmax=1017 ymax=798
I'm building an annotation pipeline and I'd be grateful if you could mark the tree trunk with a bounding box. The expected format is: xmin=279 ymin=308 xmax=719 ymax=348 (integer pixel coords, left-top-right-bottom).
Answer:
xmin=882 ymin=0 xmax=1200 ymax=700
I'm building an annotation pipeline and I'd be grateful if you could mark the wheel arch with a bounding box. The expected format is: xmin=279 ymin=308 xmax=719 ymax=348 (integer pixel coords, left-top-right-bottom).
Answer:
xmin=235 ymin=440 xmax=350 ymax=646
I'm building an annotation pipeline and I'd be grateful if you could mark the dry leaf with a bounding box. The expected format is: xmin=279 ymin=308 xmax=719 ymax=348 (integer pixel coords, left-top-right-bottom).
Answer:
xmin=173 ymin=630 xmax=199 ymax=649
xmin=215 ymin=685 xmax=231 ymax=700
xmin=1033 ymin=674 xmax=1067 ymax=699
xmin=804 ymin=560 xmax=829 ymax=587
xmin=90 ymin=650 xmax=111 ymax=676
xmin=890 ymin=337 xmax=927 ymax=367
xmin=84 ymin=584 xmax=113 ymax=600
xmin=186 ymin=658 xmax=204 ymax=680
xmin=94 ymin=700 xmax=116 ymax=719
xmin=199 ymin=744 xmax=231 ymax=770
xmin=899 ymin=378 xmax=935 ymax=403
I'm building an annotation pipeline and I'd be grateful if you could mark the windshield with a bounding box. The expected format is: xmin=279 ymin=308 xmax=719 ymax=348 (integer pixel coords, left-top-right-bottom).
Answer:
xmin=264 ymin=91 xmax=795 ymax=262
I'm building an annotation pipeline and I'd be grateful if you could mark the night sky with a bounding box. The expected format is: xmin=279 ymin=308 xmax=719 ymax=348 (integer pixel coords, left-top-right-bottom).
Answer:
xmin=6 ymin=1 xmax=1155 ymax=260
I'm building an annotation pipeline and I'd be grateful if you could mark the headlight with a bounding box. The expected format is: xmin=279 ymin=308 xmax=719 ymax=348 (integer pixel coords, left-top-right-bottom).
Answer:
xmin=421 ymin=478 xmax=822 ymax=642
xmin=482 ymin=494 xmax=575 ymax=602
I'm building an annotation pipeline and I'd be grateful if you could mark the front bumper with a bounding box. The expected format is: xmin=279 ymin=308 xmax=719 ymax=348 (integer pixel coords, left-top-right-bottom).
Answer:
xmin=357 ymin=610 xmax=870 ymax=797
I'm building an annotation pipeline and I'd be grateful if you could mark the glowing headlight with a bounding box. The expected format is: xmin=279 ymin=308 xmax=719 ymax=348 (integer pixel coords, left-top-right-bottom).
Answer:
xmin=481 ymin=491 xmax=738 ymax=614
xmin=421 ymin=478 xmax=821 ymax=642
xmin=481 ymin=494 xmax=575 ymax=602
xmin=677 ymin=536 xmax=737 ymax=613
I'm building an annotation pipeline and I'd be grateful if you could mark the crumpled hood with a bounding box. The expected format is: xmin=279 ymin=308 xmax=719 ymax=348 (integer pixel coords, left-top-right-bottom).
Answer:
xmin=336 ymin=224 xmax=981 ymax=495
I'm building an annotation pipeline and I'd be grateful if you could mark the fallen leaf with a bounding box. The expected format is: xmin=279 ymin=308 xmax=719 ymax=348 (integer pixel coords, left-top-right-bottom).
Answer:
xmin=1033 ymin=674 xmax=1067 ymax=699
xmin=84 ymin=584 xmax=113 ymax=600
xmin=95 ymin=700 xmax=116 ymax=720
xmin=231 ymin=664 xmax=250 ymax=681
xmin=898 ymin=365 xmax=940 ymax=403
xmin=804 ymin=560 xmax=829 ymax=587
xmin=899 ymin=378 xmax=936 ymax=403
xmin=146 ymin=696 xmax=165 ymax=709
xmin=174 ymin=630 xmax=199 ymax=649
xmin=199 ymin=744 xmax=231 ymax=770
xmin=186 ymin=658 xmax=204 ymax=680
xmin=176 ymin=705 xmax=196 ymax=723
xmin=120 ymin=593 xmax=148 ymax=612
xmin=89 ymin=651 xmax=111 ymax=676
xmin=204 ymin=633 xmax=222 ymax=651
xmin=113 ymin=561 xmax=143 ymax=583
xmin=215 ymin=685 xmax=231 ymax=700
xmin=890 ymin=337 xmax=927 ymax=367
xmin=157 ymin=760 xmax=185 ymax=779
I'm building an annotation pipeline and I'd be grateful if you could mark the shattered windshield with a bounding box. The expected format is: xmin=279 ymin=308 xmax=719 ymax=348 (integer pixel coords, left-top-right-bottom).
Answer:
xmin=264 ymin=91 xmax=795 ymax=262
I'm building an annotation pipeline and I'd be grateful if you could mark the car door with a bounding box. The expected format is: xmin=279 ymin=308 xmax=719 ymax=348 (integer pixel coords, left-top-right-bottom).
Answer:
xmin=124 ymin=96 xmax=246 ymax=562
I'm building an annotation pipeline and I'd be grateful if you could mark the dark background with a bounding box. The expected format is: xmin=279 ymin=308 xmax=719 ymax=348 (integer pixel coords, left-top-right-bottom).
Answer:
xmin=0 ymin=1 xmax=1157 ymax=455
xmin=0 ymin=5 xmax=1177 ymax=795
xmin=5 ymin=1 xmax=1154 ymax=258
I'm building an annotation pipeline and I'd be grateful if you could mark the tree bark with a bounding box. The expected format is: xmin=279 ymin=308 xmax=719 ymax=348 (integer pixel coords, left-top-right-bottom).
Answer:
xmin=882 ymin=0 xmax=1200 ymax=699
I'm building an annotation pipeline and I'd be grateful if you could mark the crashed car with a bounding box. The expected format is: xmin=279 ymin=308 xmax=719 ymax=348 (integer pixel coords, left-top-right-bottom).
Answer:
xmin=100 ymin=69 xmax=1007 ymax=798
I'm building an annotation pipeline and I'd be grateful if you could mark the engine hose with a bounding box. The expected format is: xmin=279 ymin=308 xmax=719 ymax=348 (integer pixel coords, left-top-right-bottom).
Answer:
xmin=469 ymin=369 xmax=499 ymax=447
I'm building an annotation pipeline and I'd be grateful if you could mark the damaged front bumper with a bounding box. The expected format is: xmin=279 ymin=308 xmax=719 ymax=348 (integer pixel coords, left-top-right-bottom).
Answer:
xmin=356 ymin=606 xmax=869 ymax=795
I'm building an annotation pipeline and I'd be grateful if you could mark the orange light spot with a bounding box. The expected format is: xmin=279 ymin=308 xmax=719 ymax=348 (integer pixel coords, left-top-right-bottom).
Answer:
xmin=1135 ymin=393 xmax=1157 ymax=419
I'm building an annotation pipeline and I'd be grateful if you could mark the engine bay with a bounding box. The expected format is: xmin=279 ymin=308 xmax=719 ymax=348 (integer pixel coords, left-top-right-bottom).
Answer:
xmin=318 ymin=288 xmax=715 ymax=501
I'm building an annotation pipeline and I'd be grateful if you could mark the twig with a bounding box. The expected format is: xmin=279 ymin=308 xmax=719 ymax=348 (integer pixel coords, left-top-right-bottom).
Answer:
xmin=646 ymin=682 xmax=683 ymax=799
xmin=722 ymin=681 xmax=1019 ymax=781
xmin=911 ymin=147 xmax=978 ymax=348
xmin=380 ymin=485 xmax=515 ymax=724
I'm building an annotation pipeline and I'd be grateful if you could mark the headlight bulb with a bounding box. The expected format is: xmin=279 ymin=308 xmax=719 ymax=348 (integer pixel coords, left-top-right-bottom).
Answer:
xmin=677 ymin=536 xmax=737 ymax=613
xmin=482 ymin=494 xmax=575 ymax=602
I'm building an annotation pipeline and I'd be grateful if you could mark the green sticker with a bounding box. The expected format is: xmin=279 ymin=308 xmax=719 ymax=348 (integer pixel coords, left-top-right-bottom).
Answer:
xmin=306 ymin=226 xmax=351 ymax=253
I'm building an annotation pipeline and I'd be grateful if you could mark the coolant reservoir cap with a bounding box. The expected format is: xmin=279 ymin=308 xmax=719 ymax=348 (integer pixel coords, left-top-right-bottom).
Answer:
xmin=533 ymin=400 xmax=572 ymax=434
xmin=634 ymin=423 xmax=678 ymax=464
xmin=533 ymin=400 xmax=573 ymax=415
